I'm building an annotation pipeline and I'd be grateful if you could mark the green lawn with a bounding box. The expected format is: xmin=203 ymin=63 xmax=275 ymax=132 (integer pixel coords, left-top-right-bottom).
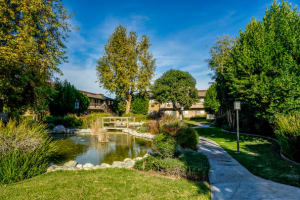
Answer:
xmin=196 ymin=127 xmax=300 ymax=187
xmin=0 ymin=168 xmax=210 ymax=200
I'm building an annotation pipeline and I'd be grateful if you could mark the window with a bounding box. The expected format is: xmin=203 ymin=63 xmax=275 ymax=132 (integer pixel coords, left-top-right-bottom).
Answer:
xmin=184 ymin=110 xmax=189 ymax=115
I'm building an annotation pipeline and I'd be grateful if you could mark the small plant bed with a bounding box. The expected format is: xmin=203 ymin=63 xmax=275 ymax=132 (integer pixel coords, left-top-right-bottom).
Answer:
xmin=134 ymin=150 xmax=209 ymax=181
xmin=0 ymin=169 xmax=210 ymax=200
xmin=196 ymin=128 xmax=300 ymax=188
xmin=134 ymin=117 xmax=210 ymax=184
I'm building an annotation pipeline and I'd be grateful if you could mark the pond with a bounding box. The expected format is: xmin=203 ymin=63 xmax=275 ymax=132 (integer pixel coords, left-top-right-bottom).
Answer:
xmin=51 ymin=132 xmax=152 ymax=165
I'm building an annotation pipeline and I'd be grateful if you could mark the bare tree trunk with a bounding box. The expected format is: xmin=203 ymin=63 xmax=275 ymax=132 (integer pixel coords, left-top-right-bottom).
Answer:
xmin=125 ymin=94 xmax=132 ymax=114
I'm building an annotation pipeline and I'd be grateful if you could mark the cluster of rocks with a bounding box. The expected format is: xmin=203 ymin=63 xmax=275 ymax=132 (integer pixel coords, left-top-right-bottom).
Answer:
xmin=122 ymin=128 xmax=154 ymax=140
xmin=47 ymin=154 xmax=148 ymax=172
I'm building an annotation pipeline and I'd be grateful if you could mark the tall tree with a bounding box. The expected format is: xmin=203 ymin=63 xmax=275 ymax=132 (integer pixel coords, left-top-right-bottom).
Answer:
xmin=0 ymin=0 xmax=71 ymax=118
xmin=48 ymin=80 xmax=90 ymax=116
xmin=204 ymin=83 xmax=220 ymax=115
xmin=152 ymin=69 xmax=198 ymax=120
xmin=209 ymin=1 xmax=300 ymax=131
xmin=96 ymin=25 xmax=155 ymax=114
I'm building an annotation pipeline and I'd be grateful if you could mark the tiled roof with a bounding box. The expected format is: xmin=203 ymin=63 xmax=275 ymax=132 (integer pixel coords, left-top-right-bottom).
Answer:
xmin=78 ymin=90 xmax=106 ymax=100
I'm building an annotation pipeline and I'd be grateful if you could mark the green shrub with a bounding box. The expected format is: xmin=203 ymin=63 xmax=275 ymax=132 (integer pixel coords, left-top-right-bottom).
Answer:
xmin=80 ymin=113 xmax=112 ymax=128
xmin=0 ymin=120 xmax=55 ymax=184
xmin=134 ymin=150 xmax=209 ymax=180
xmin=176 ymin=127 xmax=199 ymax=150
xmin=161 ymin=121 xmax=187 ymax=136
xmin=44 ymin=114 xmax=83 ymax=128
xmin=275 ymin=113 xmax=300 ymax=162
xmin=134 ymin=156 xmax=185 ymax=176
xmin=122 ymin=113 xmax=147 ymax=122
xmin=137 ymin=124 xmax=148 ymax=133
xmin=159 ymin=114 xmax=178 ymax=127
xmin=152 ymin=133 xmax=177 ymax=158
xmin=131 ymin=95 xmax=149 ymax=115
xmin=179 ymin=149 xmax=210 ymax=180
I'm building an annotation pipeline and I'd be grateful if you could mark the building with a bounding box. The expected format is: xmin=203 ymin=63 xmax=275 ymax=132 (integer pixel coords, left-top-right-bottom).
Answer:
xmin=148 ymin=90 xmax=207 ymax=118
xmin=78 ymin=90 xmax=114 ymax=113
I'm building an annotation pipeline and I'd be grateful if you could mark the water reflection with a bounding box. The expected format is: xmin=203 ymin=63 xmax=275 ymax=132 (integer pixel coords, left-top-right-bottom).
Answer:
xmin=52 ymin=132 xmax=152 ymax=165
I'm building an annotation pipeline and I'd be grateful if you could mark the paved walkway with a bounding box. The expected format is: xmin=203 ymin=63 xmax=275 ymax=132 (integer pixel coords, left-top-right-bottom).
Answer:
xmin=197 ymin=136 xmax=300 ymax=200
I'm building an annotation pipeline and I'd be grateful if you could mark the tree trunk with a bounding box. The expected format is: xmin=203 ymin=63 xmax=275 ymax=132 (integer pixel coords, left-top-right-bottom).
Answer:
xmin=125 ymin=94 xmax=132 ymax=114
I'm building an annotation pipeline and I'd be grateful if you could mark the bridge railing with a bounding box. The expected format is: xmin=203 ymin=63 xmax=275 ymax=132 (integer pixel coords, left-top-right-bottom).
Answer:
xmin=101 ymin=117 xmax=135 ymax=129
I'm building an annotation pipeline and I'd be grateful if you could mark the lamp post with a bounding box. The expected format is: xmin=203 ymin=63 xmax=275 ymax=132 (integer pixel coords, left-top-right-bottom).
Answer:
xmin=234 ymin=101 xmax=241 ymax=153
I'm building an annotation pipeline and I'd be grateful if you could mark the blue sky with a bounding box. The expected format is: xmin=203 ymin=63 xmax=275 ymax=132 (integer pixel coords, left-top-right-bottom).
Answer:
xmin=59 ymin=0 xmax=299 ymax=97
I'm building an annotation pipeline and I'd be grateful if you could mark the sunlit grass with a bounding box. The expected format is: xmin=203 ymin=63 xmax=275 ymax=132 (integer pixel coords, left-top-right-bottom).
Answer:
xmin=0 ymin=169 xmax=210 ymax=200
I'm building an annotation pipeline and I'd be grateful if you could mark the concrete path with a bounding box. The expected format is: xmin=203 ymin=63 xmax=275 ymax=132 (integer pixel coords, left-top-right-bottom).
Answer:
xmin=197 ymin=136 xmax=300 ymax=200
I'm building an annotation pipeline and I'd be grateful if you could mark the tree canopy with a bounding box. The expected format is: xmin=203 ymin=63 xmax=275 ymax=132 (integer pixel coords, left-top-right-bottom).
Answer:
xmin=0 ymin=0 xmax=71 ymax=118
xmin=152 ymin=69 xmax=198 ymax=118
xmin=208 ymin=1 xmax=300 ymax=129
xmin=48 ymin=80 xmax=90 ymax=116
xmin=96 ymin=25 xmax=155 ymax=114
xmin=204 ymin=83 xmax=220 ymax=115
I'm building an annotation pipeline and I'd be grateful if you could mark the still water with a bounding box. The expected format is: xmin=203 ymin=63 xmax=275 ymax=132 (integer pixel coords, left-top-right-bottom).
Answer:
xmin=52 ymin=132 xmax=152 ymax=165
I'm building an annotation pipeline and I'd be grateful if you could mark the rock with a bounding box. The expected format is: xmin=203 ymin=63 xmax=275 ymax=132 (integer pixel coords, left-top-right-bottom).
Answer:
xmin=134 ymin=157 xmax=143 ymax=161
xmin=83 ymin=163 xmax=94 ymax=169
xmin=53 ymin=166 xmax=64 ymax=171
xmin=143 ymin=153 xmax=149 ymax=158
xmin=53 ymin=125 xmax=66 ymax=134
xmin=76 ymin=164 xmax=83 ymax=169
xmin=66 ymin=167 xmax=78 ymax=171
xmin=64 ymin=160 xmax=77 ymax=168
xmin=47 ymin=165 xmax=57 ymax=172
xmin=100 ymin=163 xmax=111 ymax=168
xmin=92 ymin=165 xmax=102 ymax=169
xmin=124 ymin=158 xmax=133 ymax=162
xmin=124 ymin=160 xmax=135 ymax=168
xmin=112 ymin=161 xmax=125 ymax=168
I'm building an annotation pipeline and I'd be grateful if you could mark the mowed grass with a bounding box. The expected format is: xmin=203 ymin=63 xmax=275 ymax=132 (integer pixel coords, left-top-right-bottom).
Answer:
xmin=0 ymin=168 xmax=210 ymax=200
xmin=196 ymin=127 xmax=300 ymax=187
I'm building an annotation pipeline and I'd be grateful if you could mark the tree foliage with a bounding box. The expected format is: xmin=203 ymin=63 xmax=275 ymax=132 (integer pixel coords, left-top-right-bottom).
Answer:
xmin=131 ymin=94 xmax=149 ymax=115
xmin=0 ymin=0 xmax=71 ymax=118
xmin=96 ymin=25 xmax=155 ymax=114
xmin=152 ymin=69 xmax=198 ymax=118
xmin=204 ymin=83 xmax=220 ymax=115
xmin=209 ymin=1 xmax=300 ymax=129
xmin=48 ymin=80 xmax=90 ymax=116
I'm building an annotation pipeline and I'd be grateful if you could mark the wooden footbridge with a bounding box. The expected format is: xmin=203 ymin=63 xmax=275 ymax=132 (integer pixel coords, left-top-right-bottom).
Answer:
xmin=101 ymin=117 xmax=140 ymax=130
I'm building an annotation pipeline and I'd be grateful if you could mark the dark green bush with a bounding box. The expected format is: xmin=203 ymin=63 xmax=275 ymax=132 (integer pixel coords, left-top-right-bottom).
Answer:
xmin=44 ymin=114 xmax=83 ymax=128
xmin=160 ymin=121 xmax=187 ymax=136
xmin=48 ymin=80 xmax=90 ymax=116
xmin=152 ymin=133 xmax=177 ymax=158
xmin=131 ymin=95 xmax=149 ymax=115
xmin=176 ymin=127 xmax=199 ymax=150
xmin=275 ymin=113 xmax=300 ymax=162
xmin=0 ymin=120 xmax=55 ymax=184
xmin=134 ymin=150 xmax=209 ymax=180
